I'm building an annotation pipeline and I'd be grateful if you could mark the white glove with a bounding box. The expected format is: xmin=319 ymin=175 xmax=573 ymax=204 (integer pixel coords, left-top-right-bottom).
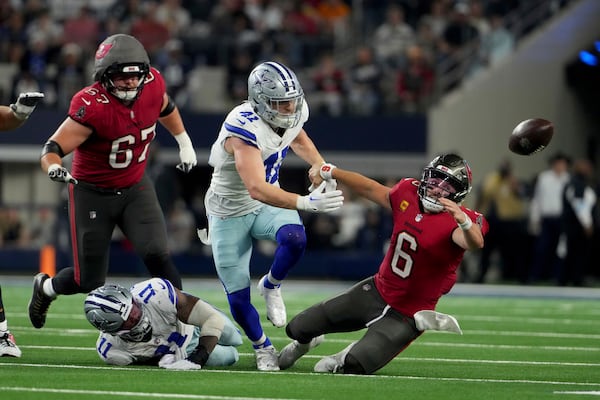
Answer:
xmin=297 ymin=181 xmax=344 ymax=213
xmin=48 ymin=163 xmax=78 ymax=184
xmin=162 ymin=359 xmax=202 ymax=370
xmin=10 ymin=92 xmax=44 ymax=120
xmin=174 ymin=131 xmax=197 ymax=173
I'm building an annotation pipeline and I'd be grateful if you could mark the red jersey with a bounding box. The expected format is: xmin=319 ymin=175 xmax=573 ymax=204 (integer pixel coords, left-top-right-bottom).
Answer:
xmin=374 ymin=178 xmax=488 ymax=317
xmin=68 ymin=67 xmax=166 ymax=188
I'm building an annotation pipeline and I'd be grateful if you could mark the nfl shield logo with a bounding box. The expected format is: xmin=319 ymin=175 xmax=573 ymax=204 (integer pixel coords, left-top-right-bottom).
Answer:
xmin=89 ymin=211 xmax=97 ymax=219
xmin=415 ymin=214 xmax=423 ymax=222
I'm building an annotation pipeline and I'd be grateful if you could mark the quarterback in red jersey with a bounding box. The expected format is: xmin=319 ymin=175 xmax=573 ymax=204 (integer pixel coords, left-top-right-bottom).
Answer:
xmin=278 ymin=153 xmax=488 ymax=374
xmin=29 ymin=34 xmax=197 ymax=329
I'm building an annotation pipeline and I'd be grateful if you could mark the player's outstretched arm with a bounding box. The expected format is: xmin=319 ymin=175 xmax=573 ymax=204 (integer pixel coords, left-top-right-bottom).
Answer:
xmin=0 ymin=92 xmax=44 ymax=131
xmin=311 ymin=163 xmax=392 ymax=210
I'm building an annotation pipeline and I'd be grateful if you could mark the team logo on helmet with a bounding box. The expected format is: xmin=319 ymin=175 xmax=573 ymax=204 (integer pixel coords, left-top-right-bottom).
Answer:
xmin=95 ymin=43 xmax=112 ymax=60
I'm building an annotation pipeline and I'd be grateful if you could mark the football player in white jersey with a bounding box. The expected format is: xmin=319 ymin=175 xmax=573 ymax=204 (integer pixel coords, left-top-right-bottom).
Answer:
xmin=84 ymin=278 xmax=242 ymax=369
xmin=203 ymin=61 xmax=343 ymax=371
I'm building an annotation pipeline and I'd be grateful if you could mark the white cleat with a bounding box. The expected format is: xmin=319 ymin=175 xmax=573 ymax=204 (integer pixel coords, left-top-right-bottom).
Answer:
xmin=257 ymin=275 xmax=286 ymax=327
xmin=314 ymin=341 xmax=356 ymax=373
xmin=279 ymin=335 xmax=324 ymax=370
xmin=255 ymin=345 xmax=280 ymax=371
xmin=0 ymin=332 xmax=22 ymax=358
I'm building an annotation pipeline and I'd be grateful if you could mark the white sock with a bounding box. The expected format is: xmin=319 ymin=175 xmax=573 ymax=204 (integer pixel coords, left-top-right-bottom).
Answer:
xmin=267 ymin=272 xmax=282 ymax=287
xmin=43 ymin=278 xmax=57 ymax=298
xmin=0 ymin=320 xmax=8 ymax=332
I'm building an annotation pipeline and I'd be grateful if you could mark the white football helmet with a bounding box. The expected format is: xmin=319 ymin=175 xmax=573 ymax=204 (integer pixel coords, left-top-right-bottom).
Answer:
xmin=247 ymin=61 xmax=304 ymax=129
xmin=84 ymin=284 xmax=152 ymax=342
xmin=418 ymin=153 xmax=472 ymax=213
xmin=93 ymin=34 xmax=150 ymax=102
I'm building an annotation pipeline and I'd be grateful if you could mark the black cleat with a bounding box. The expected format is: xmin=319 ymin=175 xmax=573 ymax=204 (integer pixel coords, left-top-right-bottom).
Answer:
xmin=28 ymin=273 xmax=55 ymax=329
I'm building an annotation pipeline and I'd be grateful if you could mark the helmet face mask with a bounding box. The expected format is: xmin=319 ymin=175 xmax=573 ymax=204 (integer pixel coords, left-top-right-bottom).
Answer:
xmin=84 ymin=284 xmax=152 ymax=342
xmin=93 ymin=34 xmax=150 ymax=103
xmin=248 ymin=61 xmax=304 ymax=129
xmin=418 ymin=154 xmax=472 ymax=213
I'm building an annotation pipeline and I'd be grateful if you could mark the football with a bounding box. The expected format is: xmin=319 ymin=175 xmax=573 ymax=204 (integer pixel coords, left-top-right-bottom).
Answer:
xmin=508 ymin=118 xmax=554 ymax=155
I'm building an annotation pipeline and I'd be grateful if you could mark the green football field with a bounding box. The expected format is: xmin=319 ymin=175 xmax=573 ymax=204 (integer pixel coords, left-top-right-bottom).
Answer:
xmin=0 ymin=276 xmax=599 ymax=400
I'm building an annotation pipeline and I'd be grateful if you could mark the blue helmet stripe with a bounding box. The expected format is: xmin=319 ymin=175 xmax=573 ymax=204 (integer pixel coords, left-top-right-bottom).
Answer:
xmin=265 ymin=61 xmax=295 ymax=92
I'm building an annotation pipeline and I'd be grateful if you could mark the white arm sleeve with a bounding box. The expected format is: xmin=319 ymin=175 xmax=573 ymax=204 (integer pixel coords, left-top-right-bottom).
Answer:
xmin=187 ymin=299 xmax=225 ymax=338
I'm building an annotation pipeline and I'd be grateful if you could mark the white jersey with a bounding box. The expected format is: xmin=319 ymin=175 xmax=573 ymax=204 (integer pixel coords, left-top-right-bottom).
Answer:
xmin=95 ymin=278 xmax=195 ymax=366
xmin=205 ymin=100 xmax=310 ymax=217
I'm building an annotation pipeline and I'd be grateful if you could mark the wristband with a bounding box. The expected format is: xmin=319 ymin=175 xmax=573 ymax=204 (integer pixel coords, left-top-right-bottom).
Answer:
xmin=319 ymin=163 xmax=336 ymax=180
xmin=458 ymin=213 xmax=473 ymax=230
xmin=187 ymin=345 xmax=210 ymax=367
xmin=173 ymin=131 xmax=193 ymax=149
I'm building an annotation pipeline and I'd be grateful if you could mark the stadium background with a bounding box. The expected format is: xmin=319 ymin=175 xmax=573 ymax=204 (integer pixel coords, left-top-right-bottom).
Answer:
xmin=0 ymin=0 xmax=598 ymax=283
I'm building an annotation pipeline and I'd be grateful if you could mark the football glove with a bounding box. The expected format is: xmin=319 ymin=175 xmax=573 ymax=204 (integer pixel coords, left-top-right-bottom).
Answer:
xmin=174 ymin=131 xmax=197 ymax=173
xmin=161 ymin=359 xmax=202 ymax=370
xmin=10 ymin=92 xmax=44 ymax=120
xmin=297 ymin=181 xmax=344 ymax=213
xmin=48 ymin=164 xmax=78 ymax=184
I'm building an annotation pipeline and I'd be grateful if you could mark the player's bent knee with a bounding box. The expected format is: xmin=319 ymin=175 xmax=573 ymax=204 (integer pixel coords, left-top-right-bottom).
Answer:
xmin=276 ymin=224 xmax=307 ymax=251
xmin=206 ymin=345 xmax=239 ymax=366
xmin=343 ymin=354 xmax=366 ymax=375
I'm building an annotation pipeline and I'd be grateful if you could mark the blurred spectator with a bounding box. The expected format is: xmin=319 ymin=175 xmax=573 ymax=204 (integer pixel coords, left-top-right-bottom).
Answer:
xmin=0 ymin=10 xmax=27 ymax=62
xmin=347 ymin=45 xmax=384 ymax=116
xmin=155 ymin=0 xmax=192 ymax=37
xmin=62 ymin=6 xmax=101 ymax=54
xmin=420 ymin=0 xmax=449 ymax=38
xmin=330 ymin=184 xmax=367 ymax=249
xmin=0 ymin=207 xmax=27 ymax=248
xmin=155 ymin=39 xmax=193 ymax=108
xmin=315 ymin=0 xmax=351 ymax=46
xmin=55 ymin=43 xmax=86 ymax=109
xmin=480 ymin=9 xmax=515 ymax=67
xmin=309 ymin=52 xmax=346 ymax=116
xmin=373 ymin=4 xmax=416 ymax=69
xmin=27 ymin=206 xmax=57 ymax=248
xmin=225 ymin=49 xmax=253 ymax=105
xmin=304 ymin=213 xmax=339 ymax=250
xmin=394 ymin=44 xmax=435 ymax=113
xmin=166 ymin=199 xmax=196 ymax=254
xmin=439 ymin=1 xmax=480 ymax=91
xmin=475 ymin=160 xmax=529 ymax=283
xmin=25 ymin=8 xmax=64 ymax=55
xmin=528 ymin=152 xmax=571 ymax=284
xmin=130 ymin=1 xmax=171 ymax=58
xmin=558 ymin=159 xmax=596 ymax=286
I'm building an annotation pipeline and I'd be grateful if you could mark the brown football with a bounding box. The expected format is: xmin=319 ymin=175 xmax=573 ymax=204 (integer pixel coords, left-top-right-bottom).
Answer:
xmin=508 ymin=118 xmax=554 ymax=155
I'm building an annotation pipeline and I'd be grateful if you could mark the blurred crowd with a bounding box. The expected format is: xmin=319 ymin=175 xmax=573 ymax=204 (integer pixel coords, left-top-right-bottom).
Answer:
xmin=2 ymin=150 xmax=599 ymax=287
xmin=0 ymin=0 xmax=571 ymax=116
xmin=1 ymin=0 xmax=590 ymax=286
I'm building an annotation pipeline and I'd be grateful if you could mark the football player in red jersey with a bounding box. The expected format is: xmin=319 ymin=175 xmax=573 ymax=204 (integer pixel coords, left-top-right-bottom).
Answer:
xmin=278 ymin=153 xmax=488 ymax=374
xmin=28 ymin=34 xmax=197 ymax=329
xmin=0 ymin=92 xmax=44 ymax=356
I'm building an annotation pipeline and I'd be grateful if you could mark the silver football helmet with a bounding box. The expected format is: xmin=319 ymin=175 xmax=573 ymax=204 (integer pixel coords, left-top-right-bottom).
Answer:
xmin=247 ymin=61 xmax=304 ymax=129
xmin=418 ymin=153 xmax=472 ymax=213
xmin=93 ymin=34 xmax=150 ymax=102
xmin=84 ymin=284 xmax=152 ymax=342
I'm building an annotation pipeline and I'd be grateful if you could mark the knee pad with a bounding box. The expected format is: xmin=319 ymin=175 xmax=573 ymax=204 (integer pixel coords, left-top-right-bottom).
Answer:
xmin=276 ymin=224 xmax=307 ymax=253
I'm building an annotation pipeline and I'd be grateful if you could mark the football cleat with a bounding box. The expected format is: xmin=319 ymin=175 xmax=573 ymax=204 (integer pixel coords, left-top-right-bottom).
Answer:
xmin=254 ymin=345 xmax=280 ymax=371
xmin=278 ymin=335 xmax=324 ymax=370
xmin=0 ymin=332 xmax=22 ymax=357
xmin=314 ymin=341 xmax=356 ymax=373
xmin=257 ymin=275 xmax=286 ymax=328
xmin=28 ymin=273 xmax=56 ymax=329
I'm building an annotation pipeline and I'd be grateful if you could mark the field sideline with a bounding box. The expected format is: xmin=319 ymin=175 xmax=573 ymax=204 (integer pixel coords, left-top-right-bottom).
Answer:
xmin=1 ymin=275 xmax=599 ymax=400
